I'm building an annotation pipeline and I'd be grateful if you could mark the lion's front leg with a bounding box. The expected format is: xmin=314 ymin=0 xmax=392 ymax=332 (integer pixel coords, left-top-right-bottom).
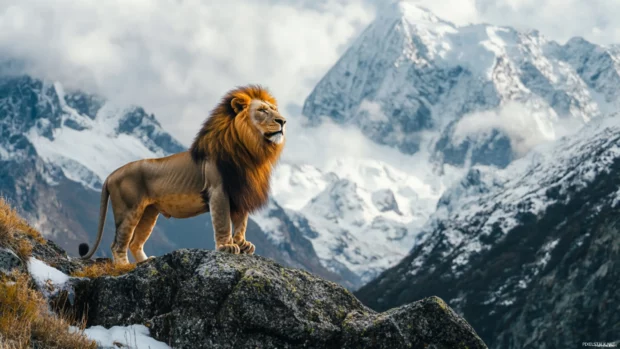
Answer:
xmin=209 ymin=186 xmax=240 ymax=254
xmin=232 ymin=212 xmax=255 ymax=255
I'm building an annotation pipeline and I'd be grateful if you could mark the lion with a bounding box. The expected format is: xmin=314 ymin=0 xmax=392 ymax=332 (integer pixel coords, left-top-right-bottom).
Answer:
xmin=78 ymin=85 xmax=286 ymax=265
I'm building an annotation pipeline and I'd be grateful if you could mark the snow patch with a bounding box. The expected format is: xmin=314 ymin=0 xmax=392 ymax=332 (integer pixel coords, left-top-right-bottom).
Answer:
xmin=27 ymin=258 xmax=70 ymax=296
xmin=0 ymin=145 xmax=9 ymax=160
xmin=73 ymin=324 xmax=171 ymax=349
xmin=537 ymin=238 xmax=560 ymax=269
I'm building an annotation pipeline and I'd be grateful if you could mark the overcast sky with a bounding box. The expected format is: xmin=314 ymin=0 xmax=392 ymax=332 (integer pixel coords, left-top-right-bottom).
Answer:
xmin=0 ymin=0 xmax=618 ymax=150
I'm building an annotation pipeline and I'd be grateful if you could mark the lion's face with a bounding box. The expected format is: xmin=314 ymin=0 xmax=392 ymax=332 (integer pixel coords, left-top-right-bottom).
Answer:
xmin=247 ymin=99 xmax=287 ymax=145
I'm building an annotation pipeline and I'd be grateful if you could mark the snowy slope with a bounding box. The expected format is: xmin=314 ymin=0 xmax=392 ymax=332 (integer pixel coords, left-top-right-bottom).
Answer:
xmin=254 ymin=157 xmax=453 ymax=285
xmin=0 ymin=75 xmax=183 ymax=191
xmin=411 ymin=113 xmax=620 ymax=278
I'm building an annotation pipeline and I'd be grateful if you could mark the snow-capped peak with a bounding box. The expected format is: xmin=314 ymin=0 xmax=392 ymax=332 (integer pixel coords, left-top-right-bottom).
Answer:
xmin=0 ymin=75 xmax=184 ymax=190
xmin=303 ymin=0 xmax=620 ymax=169
xmin=379 ymin=1 xmax=450 ymax=29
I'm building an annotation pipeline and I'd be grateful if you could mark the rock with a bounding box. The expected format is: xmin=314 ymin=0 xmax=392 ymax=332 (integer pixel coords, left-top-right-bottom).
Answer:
xmin=30 ymin=237 xmax=88 ymax=275
xmin=371 ymin=189 xmax=402 ymax=214
xmin=68 ymin=249 xmax=487 ymax=349
xmin=0 ymin=247 xmax=22 ymax=275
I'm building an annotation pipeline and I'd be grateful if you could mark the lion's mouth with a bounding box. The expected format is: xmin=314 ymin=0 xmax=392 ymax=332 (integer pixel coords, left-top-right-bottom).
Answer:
xmin=264 ymin=131 xmax=283 ymax=138
xmin=265 ymin=130 xmax=284 ymax=144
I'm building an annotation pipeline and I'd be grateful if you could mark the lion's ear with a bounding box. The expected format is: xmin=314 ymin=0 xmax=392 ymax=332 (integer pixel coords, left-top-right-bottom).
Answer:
xmin=231 ymin=97 xmax=247 ymax=114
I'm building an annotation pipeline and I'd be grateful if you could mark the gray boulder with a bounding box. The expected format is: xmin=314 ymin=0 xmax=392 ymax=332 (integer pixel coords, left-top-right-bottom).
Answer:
xmin=67 ymin=249 xmax=487 ymax=349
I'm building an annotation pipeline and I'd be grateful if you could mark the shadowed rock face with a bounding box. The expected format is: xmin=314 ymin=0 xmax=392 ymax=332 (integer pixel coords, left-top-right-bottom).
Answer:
xmin=60 ymin=249 xmax=487 ymax=349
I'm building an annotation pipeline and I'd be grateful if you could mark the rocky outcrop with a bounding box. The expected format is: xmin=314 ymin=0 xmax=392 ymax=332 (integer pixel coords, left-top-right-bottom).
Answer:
xmin=1 ymin=200 xmax=486 ymax=348
xmin=54 ymin=249 xmax=488 ymax=349
xmin=0 ymin=247 xmax=22 ymax=275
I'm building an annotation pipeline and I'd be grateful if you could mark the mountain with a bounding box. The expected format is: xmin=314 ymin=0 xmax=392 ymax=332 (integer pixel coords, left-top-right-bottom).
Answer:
xmin=0 ymin=74 xmax=346 ymax=287
xmin=302 ymin=1 xmax=620 ymax=167
xmin=0 ymin=74 xmax=210 ymax=253
xmin=355 ymin=114 xmax=620 ymax=348
xmin=270 ymin=0 xmax=620 ymax=290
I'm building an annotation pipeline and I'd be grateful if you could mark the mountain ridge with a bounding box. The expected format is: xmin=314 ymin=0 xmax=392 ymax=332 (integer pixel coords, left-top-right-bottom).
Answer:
xmin=355 ymin=113 xmax=620 ymax=348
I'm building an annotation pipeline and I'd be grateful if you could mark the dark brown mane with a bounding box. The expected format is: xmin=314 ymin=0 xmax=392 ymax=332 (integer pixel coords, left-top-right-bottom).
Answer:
xmin=189 ymin=85 xmax=283 ymax=215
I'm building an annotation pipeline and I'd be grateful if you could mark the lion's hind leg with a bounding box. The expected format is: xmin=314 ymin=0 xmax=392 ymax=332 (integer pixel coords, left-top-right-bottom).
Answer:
xmin=129 ymin=205 xmax=159 ymax=263
xmin=111 ymin=207 xmax=144 ymax=265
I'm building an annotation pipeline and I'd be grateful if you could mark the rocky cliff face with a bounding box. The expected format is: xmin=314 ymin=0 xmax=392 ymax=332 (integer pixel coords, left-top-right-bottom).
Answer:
xmin=355 ymin=115 xmax=620 ymax=348
xmin=2 ymin=225 xmax=488 ymax=349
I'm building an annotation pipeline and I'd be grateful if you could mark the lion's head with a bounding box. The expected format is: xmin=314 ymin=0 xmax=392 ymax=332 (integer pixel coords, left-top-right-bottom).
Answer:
xmin=189 ymin=85 xmax=286 ymax=214
xmin=234 ymin=94 xmax=286 ymax=146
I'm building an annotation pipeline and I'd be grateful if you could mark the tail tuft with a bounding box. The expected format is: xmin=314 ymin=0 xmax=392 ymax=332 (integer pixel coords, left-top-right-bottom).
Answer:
xmin=79 ymin=243 xmax=90 ymax=257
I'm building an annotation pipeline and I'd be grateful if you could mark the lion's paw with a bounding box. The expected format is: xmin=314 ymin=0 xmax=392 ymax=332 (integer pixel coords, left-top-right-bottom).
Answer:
xmin=236 ymin=240 xmax=255 ymax=255
xmin=217 ymin=244 xmax=241 ymax=254
xmin=112 ymin=254 xmax=130 ymax=266
xmin=137 ymin=256 xmax=155 ymax=265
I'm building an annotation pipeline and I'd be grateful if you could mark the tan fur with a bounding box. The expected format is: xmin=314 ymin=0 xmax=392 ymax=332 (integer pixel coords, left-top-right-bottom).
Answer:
xmin=80 ymin=85 xmax=286 ymax=265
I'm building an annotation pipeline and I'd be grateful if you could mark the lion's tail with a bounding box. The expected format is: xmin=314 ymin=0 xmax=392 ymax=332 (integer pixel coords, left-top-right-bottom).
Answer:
xmin=79 ymin=179 xmax=109 ymax=260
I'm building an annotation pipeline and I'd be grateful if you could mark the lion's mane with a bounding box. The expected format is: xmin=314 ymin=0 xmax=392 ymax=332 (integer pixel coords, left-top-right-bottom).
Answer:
xmin=189 ymin=85 xmax=284 ymax=216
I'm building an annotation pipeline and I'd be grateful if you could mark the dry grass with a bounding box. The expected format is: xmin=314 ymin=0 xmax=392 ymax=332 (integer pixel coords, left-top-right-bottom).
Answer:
xmin=0 ymin=272 xmax=97 ymax=349
xmin=0 ymin=198 xmax=46 ymax=261
xmin=0 ymin=199 xmax=96 ymax=348
xmin=72 ymin=260 xmax=136 ymax=278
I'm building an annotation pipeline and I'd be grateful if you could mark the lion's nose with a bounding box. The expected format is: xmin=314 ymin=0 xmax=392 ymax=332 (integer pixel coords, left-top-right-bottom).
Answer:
xmin=275 ymin=118 xmax=286 ymax=126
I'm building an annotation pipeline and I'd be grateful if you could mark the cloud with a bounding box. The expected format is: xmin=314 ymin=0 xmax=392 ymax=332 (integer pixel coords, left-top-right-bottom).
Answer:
xmin=0 ymin=0 xmax=617 ymax=173
xmin=281 ymin=116 xmax=433 ymax=177
xmin=451 ymin=102 xmax=585 ymax=157
xmin=0 ymin=0 xmax=374 ymax=144
xmin=385 ymin=0 xmax=620 ymax=45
